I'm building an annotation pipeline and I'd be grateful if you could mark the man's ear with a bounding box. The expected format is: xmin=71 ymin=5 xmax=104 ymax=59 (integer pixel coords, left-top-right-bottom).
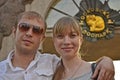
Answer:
xmin=42 ymin=35 xmax=45 ymax=41
xmin=40 ymin=34 xmax=45 ymax=42
xmin=12 ymin=26 xmax=16 ymax=37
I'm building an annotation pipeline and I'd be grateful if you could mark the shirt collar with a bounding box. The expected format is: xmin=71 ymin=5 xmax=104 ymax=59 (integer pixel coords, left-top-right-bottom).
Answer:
xmin=3 ymin=50 xmax=55 ymax=76
xmin=5 ymin=50 xmax=42 ymax=71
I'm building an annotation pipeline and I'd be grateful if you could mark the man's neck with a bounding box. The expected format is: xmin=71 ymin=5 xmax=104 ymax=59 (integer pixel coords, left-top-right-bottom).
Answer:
xmin=11 ymin=51 xmax=36 ymax=69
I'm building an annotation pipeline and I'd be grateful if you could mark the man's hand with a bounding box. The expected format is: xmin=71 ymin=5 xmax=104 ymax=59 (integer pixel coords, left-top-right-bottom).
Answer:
xmin=91 ymin=56 xmax=115 ymax=80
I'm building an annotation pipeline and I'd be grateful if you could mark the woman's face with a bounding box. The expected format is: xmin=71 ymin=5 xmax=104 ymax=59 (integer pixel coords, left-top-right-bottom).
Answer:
xmin=53 ymin=27 xmax=82 ymax=59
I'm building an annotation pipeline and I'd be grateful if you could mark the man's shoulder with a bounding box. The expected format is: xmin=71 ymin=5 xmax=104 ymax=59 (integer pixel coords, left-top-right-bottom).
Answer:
xmin=37 ymin=52 xmax=60 ymax=63
xmin=0 ymin=60 xmax=7 ymax=73
xmin=39 ymin=52 xmax=59 ymax=59
xmin=0 ymin=60 xmax=7 ymax=66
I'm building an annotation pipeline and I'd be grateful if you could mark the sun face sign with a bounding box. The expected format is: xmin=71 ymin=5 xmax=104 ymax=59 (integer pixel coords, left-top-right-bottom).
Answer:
xmin=49 ymin=0 xmax=120 ymax=42
xmin=74 ymin=0 xmax=120 ymax=42
xmin=86 ymin=14 xmax=105 ymax=32
xmin=78 ymin=9 xmax=113 ymax=41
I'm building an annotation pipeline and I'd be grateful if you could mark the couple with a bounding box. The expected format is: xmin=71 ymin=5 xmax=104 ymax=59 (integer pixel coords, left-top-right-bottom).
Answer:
xmin=0 ymin=11 xmax=114 ymax=80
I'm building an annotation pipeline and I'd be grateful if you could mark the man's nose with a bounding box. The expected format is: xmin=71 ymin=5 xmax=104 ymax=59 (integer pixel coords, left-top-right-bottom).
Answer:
xmin=26 ymin=28 xmax=33 ymax=37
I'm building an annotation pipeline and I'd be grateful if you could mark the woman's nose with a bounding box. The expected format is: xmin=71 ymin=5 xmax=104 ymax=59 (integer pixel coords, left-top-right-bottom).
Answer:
xmin=63 ymin=36 xmax=71 ymax=44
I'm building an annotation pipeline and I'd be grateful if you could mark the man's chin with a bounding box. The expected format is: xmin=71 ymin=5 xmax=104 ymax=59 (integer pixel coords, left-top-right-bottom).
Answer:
xmin=20 ymin=45 xmax=34 ymax=52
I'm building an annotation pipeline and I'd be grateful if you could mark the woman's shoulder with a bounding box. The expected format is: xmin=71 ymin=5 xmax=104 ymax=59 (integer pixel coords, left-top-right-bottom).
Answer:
xmin=72 ymin=60 xmax=92 ymax=80
xmin=71 ymin=70 xmax=92 ymax=80
xmin=75 ymin=61 xmax=98 ymax=80
xmin=81 ymin=60 xmax=91 ymax=71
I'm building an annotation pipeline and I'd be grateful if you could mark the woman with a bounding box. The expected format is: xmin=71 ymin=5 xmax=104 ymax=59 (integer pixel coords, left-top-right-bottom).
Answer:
xmin=52 ymin=16 xmax=114 ymax=80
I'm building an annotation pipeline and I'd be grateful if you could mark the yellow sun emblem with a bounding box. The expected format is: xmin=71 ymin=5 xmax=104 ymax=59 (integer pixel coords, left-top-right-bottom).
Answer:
xmin=86 ymin=15 xmax=105 ymax=32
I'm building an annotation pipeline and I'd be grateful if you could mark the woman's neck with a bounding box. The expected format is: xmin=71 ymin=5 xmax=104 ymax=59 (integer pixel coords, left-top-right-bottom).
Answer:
xmin=62 ymin=55 xmax=82 ymax=72
xmin=61 ymin=56 xmax=83 ymax=79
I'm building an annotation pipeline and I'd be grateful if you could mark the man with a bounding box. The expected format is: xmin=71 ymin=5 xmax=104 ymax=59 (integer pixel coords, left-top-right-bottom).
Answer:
xmin=0 ymin=11 xmax=114 ymax=80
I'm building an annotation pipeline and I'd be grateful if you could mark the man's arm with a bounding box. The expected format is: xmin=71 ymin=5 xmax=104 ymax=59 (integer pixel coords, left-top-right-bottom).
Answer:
xmin=92 ymin=56 xmax=115 ymax=80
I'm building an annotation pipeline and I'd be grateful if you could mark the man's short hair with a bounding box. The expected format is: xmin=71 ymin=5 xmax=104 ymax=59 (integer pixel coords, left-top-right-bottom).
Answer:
xmin=15 ymin=11 xmax=47 ymax=31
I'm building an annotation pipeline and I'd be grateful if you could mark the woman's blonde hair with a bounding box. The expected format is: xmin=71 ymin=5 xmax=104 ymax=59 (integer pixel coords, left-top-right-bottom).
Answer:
xmin=53 ymin=16 xmax=83 ymax=37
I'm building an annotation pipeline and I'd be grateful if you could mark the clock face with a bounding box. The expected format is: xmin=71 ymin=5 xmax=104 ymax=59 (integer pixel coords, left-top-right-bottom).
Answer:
xmin=46 ymin=0 xmax=120 ymax=42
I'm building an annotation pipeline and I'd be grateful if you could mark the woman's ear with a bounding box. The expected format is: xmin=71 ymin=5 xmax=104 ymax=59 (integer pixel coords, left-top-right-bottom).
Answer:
xmin=79 ymin=36 xmax=83 ymax=47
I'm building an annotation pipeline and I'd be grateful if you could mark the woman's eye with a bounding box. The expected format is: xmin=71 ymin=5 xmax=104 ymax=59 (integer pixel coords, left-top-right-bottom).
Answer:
xmin=56 ymin=34 xmax=64 ymax=39
xmin=70 ymin=33 xmax=77 ymax=38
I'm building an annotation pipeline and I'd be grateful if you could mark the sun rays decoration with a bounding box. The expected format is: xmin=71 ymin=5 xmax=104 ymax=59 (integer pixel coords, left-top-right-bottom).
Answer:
xmin=51 ymin=0 xmax=120 ymax=42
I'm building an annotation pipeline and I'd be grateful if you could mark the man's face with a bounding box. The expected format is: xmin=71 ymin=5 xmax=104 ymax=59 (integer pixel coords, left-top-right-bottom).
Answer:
xmin=14 ymin=17 xmax=45 ymax=53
